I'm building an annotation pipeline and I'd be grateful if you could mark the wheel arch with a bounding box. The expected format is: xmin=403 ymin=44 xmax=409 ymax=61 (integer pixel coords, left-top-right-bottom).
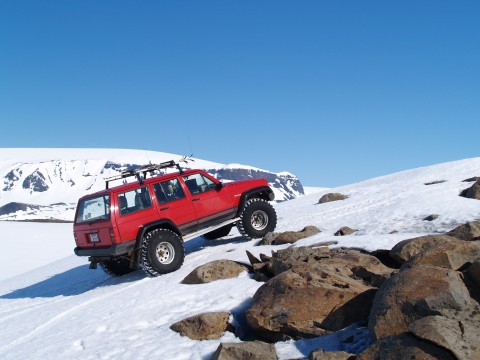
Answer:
xmin=237 ymin=186 xmax=275 ymax=216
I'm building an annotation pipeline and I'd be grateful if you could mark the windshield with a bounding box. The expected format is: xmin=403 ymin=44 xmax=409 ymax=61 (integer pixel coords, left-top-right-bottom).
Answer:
xmin=75 ymin=195 xmax=110 ymax=224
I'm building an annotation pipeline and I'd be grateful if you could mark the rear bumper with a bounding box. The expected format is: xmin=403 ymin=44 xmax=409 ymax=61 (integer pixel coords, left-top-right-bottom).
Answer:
xmin=74 ymin=240 xmax=136 ymax=257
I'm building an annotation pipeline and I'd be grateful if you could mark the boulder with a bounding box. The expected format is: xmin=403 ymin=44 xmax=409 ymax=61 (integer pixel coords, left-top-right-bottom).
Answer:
xmin=467 ymin=260 xmax=480 ymax=288
xmin=272 ymin=226 xmax=321 ymax=245
xmin=409 ymin=315 xmax=480 ymax=360
xmin=404 ymin=240 xmax=480 ymax=270
xmin=446 ymin=221 xmax=480 ymax=241
xmin=181 ymin=260 xmax=249 ymax=284
xmin=389 ymin=235 xmax=460 ymax=264
xmin=368 ymin=265 xmax=473 ymax=340
xmin=465 ymin=180 xmax=480 ymax=199
xmin=309 ymin=349 xmax=355 ymax=360
xmin=423 ymin=214 xmax=439 ymax=221
xmin=212 ymin=341 xmax=277 ymax=360
xmin=357 ymin=333 xmax=455 ymax=360
xmin=334 ymin=227 xmax=357 ymax=236
xmin=170 ymin=312 xmax=231 ymax=340
xmin=246 ymin=265 xmax=376 ymax=340
xmin=257 ymin=232 xmax=280 ymax=246
xmin=318 ymin=193 xmax=347 ymax=204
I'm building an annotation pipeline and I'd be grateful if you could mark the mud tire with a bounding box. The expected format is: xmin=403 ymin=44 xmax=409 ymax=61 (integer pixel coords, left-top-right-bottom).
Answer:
xmin=237 ymin=198 xmax=277 ymax=239
xmin=100 ymin=257 xmax=134 ymax=277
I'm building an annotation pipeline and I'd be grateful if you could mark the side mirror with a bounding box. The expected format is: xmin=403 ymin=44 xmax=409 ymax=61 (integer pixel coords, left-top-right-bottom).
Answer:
xmin=215 ymin=182 xmax=223 ymax=190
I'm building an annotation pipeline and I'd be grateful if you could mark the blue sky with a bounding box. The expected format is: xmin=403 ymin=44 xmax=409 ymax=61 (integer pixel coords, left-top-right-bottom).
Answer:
xmin=1 ymin=1 xmax=479 ymax=187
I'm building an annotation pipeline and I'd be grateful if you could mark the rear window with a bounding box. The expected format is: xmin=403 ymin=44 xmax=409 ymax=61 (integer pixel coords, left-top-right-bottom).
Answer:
xmin=76 ymin=195 xmax=110 ymax=224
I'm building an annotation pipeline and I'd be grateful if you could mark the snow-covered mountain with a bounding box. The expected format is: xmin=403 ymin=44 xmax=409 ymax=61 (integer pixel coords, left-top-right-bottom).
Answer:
xmin=0 ymin=149 xmax=304 ymax=221
xmin=0 ymin=158 xmax=479 ymax=359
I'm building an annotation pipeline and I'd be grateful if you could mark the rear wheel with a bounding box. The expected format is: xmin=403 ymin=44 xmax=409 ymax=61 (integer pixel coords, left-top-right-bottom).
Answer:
xmin=140 ymin=228 xmax=185 ymax=277
xmin=202 ymin=224 xmax=233 ymax=240
xmin=100 ymin=257 xmax=134 ymax=277
xmin=237 ymin=198 xmax=277 ymax=239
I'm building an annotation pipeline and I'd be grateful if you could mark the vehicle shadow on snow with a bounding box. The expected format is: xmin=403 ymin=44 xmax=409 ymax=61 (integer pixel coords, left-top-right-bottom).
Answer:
xmin=185 ymin=235 xmax=251 ymax=254
xmin=0 ymin=265 xmax=145 ymax=299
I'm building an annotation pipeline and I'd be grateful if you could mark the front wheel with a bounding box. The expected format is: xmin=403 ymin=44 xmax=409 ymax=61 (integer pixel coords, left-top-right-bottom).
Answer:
xmin=237 ymin=198 xmax=277 ymax=239
xmin=140 ymin=228 xmax=185 ymax=277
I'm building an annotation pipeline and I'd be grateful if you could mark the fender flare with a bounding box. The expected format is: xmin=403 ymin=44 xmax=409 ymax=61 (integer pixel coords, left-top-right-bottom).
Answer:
xmin=237 ymin=186 xmax=275 ymax=216
xmin=133 ymin=219 xmax=182 ymax=262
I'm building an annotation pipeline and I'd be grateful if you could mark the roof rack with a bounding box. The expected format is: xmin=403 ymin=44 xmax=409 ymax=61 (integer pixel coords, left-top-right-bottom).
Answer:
xmin=104 ymin=156 xmax=194 ymax=189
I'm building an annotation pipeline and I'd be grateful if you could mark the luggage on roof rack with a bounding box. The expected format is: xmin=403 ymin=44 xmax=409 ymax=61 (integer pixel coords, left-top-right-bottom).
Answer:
xmin=104 ymin=156 xmax=194 ymax=189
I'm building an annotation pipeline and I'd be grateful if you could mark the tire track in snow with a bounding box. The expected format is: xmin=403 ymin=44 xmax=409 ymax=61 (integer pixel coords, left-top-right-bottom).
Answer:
xmin=0 ymin=277 xmax=147 ymax=355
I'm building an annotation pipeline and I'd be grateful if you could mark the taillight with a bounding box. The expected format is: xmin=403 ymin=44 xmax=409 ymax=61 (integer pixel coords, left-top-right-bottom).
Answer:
xmin=109 ymin=228 xmax=116 ymax=243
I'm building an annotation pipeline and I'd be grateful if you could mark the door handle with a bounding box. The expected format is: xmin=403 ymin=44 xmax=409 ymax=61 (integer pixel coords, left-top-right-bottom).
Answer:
xmin=160 ymin=206 xmax=170 ymax=211
xmin=192 ymin=198 xmax=200 ymax=202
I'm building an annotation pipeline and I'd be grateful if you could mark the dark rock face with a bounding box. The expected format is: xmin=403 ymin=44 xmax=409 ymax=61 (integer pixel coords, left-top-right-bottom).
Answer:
xmin=423 ymin=214 xmax=439 ymax=221
xmin=0 ymin=202 xmax=40 ymax=216
xmin=212 ymin=341 xmax=278 ymax=360
xmin=3 ymin=169 xmax=22 ymax=191
xmin=463 ymin=176 xmax=480 ymax=182
xmin=170 ymin=312 xmax=231 ymax=340
xmin=460 ymin=180 xmax=480 ymax=200
xmin=318 ymin=193 xmax=347 ymax=204
xmin=22 ymin=170 xmax=49 ymax=192
xmin=181 ymin=260 xmax=249 ymax=284
xmin=424 ymin=180 xmax=447 ymax=185
xmin=446 ymin=221 xmax=480 ymax=241
xmin=207 ymin=168 xmax=304 ymax=200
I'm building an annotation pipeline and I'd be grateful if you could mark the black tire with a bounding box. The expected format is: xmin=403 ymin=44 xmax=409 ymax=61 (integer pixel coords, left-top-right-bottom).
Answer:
xmin=100 ymin=257 xmax=135 ymax=277
xmin=202 ymin=224 xmax=233 ymax=240
xmin=140 ymin=228 xmax=185 ymax=277
xmin=237 ymin=198 xmax=277 ymax=239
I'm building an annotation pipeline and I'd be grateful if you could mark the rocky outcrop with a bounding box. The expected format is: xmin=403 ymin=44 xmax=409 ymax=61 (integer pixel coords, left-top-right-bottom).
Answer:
xmin=318 ymin=193 xmax=347 ymax=204
xmin=389 ymin=234 xmax=460 ymax=264
xmin=212 ymin=341 xmax=278 ymax=360
xmin=265 ymin=226 xmax=321 ymax=245
xmin=423 ymin=214 xmax=439 ymax=221
xmin=170 ymin=312 xmax=232 ymax=340
xmin=334 ymin=227 xmax=357 ymax=236
xmin=446 ymin=221 xmax=480 ymax=241
xmin=464 ymin=180 xmax=480 ymax=199
xmin=181 ymin=260 xmax=249 ymax=284
xmin=22 ymin=170 xmax=49 ymax=192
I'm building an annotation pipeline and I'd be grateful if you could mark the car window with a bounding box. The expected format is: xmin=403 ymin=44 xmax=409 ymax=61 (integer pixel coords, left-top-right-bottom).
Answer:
xmin=183 ymin=173 xmax=216 ymax=195
xmin=153 ymin=178 xmax=186 ymax=204
xmin=118 ymin=187 xmax=152 ymax=215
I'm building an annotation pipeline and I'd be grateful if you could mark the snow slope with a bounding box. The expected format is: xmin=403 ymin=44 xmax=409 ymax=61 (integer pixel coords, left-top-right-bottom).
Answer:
xmin=0 ymin=158 xmax=479 ymax=359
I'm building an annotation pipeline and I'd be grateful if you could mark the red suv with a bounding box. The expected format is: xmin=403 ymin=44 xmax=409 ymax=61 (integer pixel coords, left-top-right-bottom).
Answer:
xmin=73 ymin=160 xmax=277 ymax=277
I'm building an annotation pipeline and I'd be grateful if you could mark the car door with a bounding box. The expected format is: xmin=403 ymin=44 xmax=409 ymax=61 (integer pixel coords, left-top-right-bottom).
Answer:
xmin=181 ymin=172 xmax=235 ymax=229
xmin=151 ymin=177 xmax=198 ymax=234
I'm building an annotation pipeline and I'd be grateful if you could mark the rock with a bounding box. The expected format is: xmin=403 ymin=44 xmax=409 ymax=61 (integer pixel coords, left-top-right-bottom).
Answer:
xmin=369 ymin=249 xmax=400 ymax=269
xmin=423 ymin=214 xmax=439 ymax=221
xmin=212 ymin=341 xmax=278 ymax=360
xmin=246 ymin=251 xmax=262 ymax=265
xmin=409 ymin=315 xmax=480 ymax=360
xmin=271 ymin=246 xmax=330 ymax=275
xmin=273 ymin=226 xmax=321 ymax=245
xmin=357 ymin=333 xmax=456 ymax=360
xmin=257 ymin=232 xmax=280 ymax=246
xmin=389 ymin=235 xmax=460 ymax=264
xmin=405 ymin=240 xmax=480 ymax=270
xmin=252 ymin=262 xmax=273 ymax=282
xmin=463 ymin=176 xmax=480 ymax=182
xmin=369 ymin=265 xmax=473 ymax=340
xmin=181 ymin=260 xmax=249 ymax=284
xmin=467 ymin=260 xmax=480 ymax=288
xmin=334 ymin=227 xmax=357 ymax=236
xmin=309 ymin=349 xmax=355 ymax=360
xmin=465 ymin=180 xmax=480 ymax=199
xmin=259 ymin=253 xmax=271 ymax=262
xmin=424 ymin=180 xmax=447 ymax=185
xmin=170 ymin=312 xmax=231 ymax=340
xmin=246 ymin=265 xmax=376 ymax=340
xmin=318 ymin=193 xmax=347 ymax=204
xmin=446 ymin=221 xmax=480 ymax=241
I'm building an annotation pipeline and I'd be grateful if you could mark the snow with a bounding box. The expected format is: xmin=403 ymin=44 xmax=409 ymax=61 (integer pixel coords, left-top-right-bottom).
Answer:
xmin=0 ymin=157 xmax=479 ymax=359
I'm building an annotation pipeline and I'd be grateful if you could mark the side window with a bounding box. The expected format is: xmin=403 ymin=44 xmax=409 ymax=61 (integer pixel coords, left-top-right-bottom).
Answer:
xmin=118 ymin=187 xmax=152 ymax=216
xmin=153 ymin=178 xmax=186 ymax=204
xmin=183 ymin=173 xmax=215 ymax=195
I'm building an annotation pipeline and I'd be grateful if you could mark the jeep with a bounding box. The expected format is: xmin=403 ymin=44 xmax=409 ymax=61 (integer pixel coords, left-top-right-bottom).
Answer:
xmin=73 ymin=159 xmax=277 ymax=277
